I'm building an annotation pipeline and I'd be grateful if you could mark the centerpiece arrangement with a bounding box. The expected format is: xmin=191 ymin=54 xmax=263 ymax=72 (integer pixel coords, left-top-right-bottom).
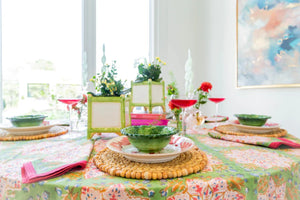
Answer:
xmin=130 ymin=57 xmax=166 ymax=114
xmin=87 ymin=46 xmax=130 ymax=139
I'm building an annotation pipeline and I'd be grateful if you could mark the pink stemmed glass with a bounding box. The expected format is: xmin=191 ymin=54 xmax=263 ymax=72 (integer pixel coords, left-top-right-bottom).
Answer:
xmin=208 ymin=97 xmax=225 ymax=117
xmin=170 ymin=95 xmax=197 ymax=136
xmin=58 ymin=98 xmax=81 ymax=131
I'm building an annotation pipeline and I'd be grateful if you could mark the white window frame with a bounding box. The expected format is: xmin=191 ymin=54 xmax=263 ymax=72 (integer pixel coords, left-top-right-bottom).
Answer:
xmin=0 ymin=0 xmax=3 ymax=122
xmin=0 ymin=0 xmax=154 ymax=122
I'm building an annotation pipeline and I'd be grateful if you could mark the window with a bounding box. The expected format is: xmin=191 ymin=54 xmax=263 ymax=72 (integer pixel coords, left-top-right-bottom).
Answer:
xmin=1 ymin=0 xmax=82 ymax=121
xmin=27 ymin=83 xmax=50 ymax=99
xmin=0 ymin=0 xmax=151 ymax=122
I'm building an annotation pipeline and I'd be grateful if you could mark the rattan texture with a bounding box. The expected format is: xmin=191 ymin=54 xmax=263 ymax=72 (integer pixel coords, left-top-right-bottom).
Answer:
xmin=0 ymin=126 xmax=68 ymax=141
xmin=215 ymin=124 xmax=287 ymax=137
xmin=93 ymin=146 xmax=207 ymax=180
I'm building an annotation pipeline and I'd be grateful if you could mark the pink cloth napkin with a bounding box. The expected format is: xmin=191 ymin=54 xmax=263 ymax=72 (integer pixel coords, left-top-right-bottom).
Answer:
xmin=208 ymin=131 xmax=300 ymax=149
xmin=131 ymin=119 xmax=169 ymax=126
xmin=268 ymin=138 xmax=300 ymax=148
xmin=22 ymin=161 xmax=87 ymax=184
xmin=21 ymin=136 xmax=93 ymax=183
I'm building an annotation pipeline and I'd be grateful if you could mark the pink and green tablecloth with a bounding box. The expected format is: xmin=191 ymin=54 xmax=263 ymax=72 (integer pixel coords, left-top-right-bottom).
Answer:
xmin=1 ymin=128 xmax=300 ymax=199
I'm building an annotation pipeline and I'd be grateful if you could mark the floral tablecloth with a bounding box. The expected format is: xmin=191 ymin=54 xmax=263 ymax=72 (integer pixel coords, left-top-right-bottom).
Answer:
xmin=1 ymin=128 xmax=300 ymax=200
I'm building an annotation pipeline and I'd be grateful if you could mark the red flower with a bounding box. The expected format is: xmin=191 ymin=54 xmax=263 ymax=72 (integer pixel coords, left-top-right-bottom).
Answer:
xmin=199 ymin=82 xmax=212 ymax=93
xmin=168 ymin=101 xmax=180 ymax=110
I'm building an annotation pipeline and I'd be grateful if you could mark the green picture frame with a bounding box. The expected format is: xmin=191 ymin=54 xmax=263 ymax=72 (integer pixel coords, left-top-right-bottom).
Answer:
xmin=87 ymin=94 xmax=131 ymax=139
xmin=130 ymin=79 xmax=165 ymax=113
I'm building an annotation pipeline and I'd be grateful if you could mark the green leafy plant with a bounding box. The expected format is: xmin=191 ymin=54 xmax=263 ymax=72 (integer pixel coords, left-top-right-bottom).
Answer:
xmin=167 ymin=82 xmax=179 ymax=96
xmin=168 ymin=101 xmax=182 ymax=131
xmin=135 ymin=57 xmax=166 ymax=82
xmin=90 ymin=61 xmax=125 ymax=96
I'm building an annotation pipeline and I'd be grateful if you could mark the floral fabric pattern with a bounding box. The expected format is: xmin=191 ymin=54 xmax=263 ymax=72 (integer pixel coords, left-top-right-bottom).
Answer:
xmin=198 ymin=135 xmax=245 ymax=147
xmin=185 ymin=178 xmax=245 ymax=200
xmin=28 ymin=137 xmax=93 ymax=174
xmin=209 ymin=131 xmax=274 ymax=145
xmin=202 ymin=153 xmax=227 ymax=172
xmin=0 ymin=178 xmax=21 ymax=200
xmin=223 ymin=149 xmax=294 ymax=169
xmin=81 ymin=184 xmax=150 ymax=200
xmin=208 ymin=131 xmax=300 ymax=148
xmin=281 ymin=148 xmax=300 ymax=157
xmin=257 ymin=177 xmax=286 ymax=200
xmin=0 ymin=127 xmax=300 ymax=199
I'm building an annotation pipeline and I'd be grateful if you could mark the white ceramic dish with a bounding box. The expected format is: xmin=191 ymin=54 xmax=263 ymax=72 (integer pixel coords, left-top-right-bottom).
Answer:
xmin=205 ymin=116 xmax=229 ymax=123
xmin=232 ymin=122 xmax=280 ymax=134
xmin=106 ymin=135 xmax=194 ymax=163
xmin=0 ymin=124 xmax=58 ymax=136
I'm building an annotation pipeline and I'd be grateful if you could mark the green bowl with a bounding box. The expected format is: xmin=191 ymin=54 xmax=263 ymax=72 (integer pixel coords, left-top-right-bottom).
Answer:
xmin=121 ymin=125 xmax=179 ymax=153
xmin=7 ymin=115 xmax=47 ymax=127
xmin=234 ymin=114 xmax=271 ymax=127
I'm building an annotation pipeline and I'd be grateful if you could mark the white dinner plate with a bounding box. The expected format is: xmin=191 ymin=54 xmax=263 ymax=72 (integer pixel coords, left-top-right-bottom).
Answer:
xmin=0 ymin=124 xmax=58 ymax=136
xmin=205 ymin=116 xmax=229 ymax=123
xmin=232 ymin=122 xmax=280 ymax=134
xmin=106 ymin=135 xmax=195 ymax=163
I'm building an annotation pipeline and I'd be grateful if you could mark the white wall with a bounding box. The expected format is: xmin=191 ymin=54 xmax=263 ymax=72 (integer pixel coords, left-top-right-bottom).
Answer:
xmin=157 ymin=0 xmax=300 ymax=137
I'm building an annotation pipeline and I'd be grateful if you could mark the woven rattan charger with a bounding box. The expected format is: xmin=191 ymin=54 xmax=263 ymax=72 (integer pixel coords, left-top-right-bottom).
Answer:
xmin=215 ymin=124 xmax=287 ymax=137
xmin=0 ymin=126 xmax=68 ymax=141
xmin=94 ymin=147 xmax=207 ymax=180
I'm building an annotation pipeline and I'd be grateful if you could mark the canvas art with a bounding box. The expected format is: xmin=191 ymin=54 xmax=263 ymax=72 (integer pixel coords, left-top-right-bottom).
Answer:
xmin=237 ymin=0 xmax=300 ymax=88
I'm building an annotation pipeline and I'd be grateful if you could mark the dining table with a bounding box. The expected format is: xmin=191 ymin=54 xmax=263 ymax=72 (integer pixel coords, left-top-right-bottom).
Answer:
xmin=1 ymin=122 xmax=300 ymax=200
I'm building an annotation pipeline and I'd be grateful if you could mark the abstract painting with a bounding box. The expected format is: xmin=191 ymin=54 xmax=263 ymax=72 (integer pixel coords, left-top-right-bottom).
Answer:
xmin=237 ymin=0 xmax=300 ymax=88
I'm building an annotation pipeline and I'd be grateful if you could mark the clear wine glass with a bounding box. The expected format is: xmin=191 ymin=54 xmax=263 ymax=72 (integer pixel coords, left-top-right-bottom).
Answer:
xmin=170 ymin=94 xmax=197 ymax=136
xmin=57 ymin=87 xmax=82 ymax=131
xmin=208 ymin=97 xmax=225 ymax=117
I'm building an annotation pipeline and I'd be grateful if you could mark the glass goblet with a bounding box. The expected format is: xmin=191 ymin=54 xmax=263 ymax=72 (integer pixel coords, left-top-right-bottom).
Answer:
xmin=170 ymin=94 xmax=197 ymax=136
xmin=208 ymin=97 xmax=225 ymax=117
xmin=57 ymin=90 xmax=82 ymax=131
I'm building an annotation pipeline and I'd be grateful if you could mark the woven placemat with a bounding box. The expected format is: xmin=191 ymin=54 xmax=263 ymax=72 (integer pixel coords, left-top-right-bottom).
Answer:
xmin=0 ymin=126 xmax=68 ymax=141
xmin=93 ymin=147 xmax=207 ymax=180
xmin=215 ymin=124 xmax=287 ymax=137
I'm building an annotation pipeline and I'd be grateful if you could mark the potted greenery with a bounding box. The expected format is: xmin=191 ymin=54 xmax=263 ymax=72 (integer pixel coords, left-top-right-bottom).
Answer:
xmin=87 ymin=52 xmax=130 ymax=139
xmin=130 ymin=57 xmax=166 ymax=114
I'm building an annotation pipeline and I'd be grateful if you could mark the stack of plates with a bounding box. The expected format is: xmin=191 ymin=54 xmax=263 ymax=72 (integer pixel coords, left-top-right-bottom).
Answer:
xmin=0 ymin=124 xmax=58 ymax=136
xmin=106 ymin=135 xmax=194 ymax=163
xmin=205 ymin=116 xmax=229 ymax=123
xmin=232 ymin=122 xmax=280 ymax=134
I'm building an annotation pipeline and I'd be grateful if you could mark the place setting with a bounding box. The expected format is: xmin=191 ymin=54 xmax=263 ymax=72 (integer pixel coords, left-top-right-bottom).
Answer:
xmin=94 ymin=117 xmax=208 ymax=180
xmin=215 ymin=114 xmax=287 ymax=137
xmin=0 ymin=114 xmax=68 ymax=141
xmin=209 ymin=114 xmax=300 ymax=149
